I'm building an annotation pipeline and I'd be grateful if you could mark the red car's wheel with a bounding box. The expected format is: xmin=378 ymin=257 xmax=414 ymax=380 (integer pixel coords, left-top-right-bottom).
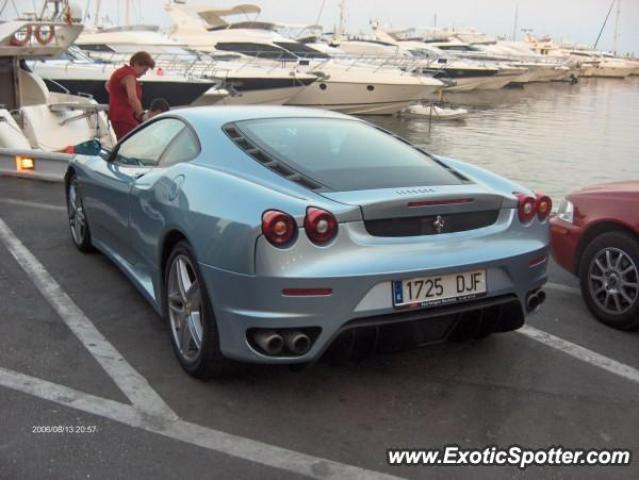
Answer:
xmin=579 ymin=231 xmax=639 ymax=330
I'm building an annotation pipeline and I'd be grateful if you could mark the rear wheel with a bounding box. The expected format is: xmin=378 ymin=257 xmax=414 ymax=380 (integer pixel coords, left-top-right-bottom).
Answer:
xmin=579 ymin=231 xmax=639 ymax=330
xmin=163 ymin=240 xmax=234 ymax=379
xmin=66 ymin=176 xmax=95 ymax=253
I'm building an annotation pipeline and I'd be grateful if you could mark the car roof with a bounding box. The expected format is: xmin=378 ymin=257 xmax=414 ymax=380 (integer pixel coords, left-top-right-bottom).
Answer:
xmin=166 ymin=105 xmax=357 ymax=130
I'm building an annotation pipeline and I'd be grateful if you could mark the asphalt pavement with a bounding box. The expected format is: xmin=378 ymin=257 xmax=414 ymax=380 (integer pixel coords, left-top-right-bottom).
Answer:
xmin=0 ymin=176 xmax=638 ymax=480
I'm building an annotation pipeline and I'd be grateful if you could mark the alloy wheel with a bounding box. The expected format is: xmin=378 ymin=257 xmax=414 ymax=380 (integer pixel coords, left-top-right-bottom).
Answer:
xmin=588 ymin=247 xmax=639 ymax=315
xmin=167 ymin=254 xmax=204 ymax=362
xmin=68 ymin=181 xmax=87 ymax=245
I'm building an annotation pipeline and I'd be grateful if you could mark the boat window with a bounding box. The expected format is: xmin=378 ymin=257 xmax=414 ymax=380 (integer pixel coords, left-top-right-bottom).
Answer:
xmin=232 ymin=118 xmax=464 ymax=190
xmin=159 ymin=126 xmax=201 ymax=167
xmin=215 ymin=42 xmax=297 ymax=60
xmin=273 ymin=42 xmax=330 ymax=59
xmin=56 ymin=46 xmax=94 ymax=62
xmin=207 ymin=52 xmax=243 ymax=61
xmin=78 ymin=44 xmax=116 ymax=52
xmin=437 ymin=45 xmax=475 ymax=51
xmin=101 ymin=44 xmax=194 ymax=56
xmin=115 ymin=118 xmax=185 ymax=167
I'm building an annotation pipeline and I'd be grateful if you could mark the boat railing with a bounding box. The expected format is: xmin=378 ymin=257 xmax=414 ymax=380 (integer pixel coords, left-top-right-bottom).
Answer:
xmin=77 ymin=46 xmax=569 ymax=81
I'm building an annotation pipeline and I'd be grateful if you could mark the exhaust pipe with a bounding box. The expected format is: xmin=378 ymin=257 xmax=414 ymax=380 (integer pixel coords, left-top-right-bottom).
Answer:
xmin=537 ymin=290 xmax=546 ymax=306
xmin=527 ymin=295 xmax=539 ymax=312
xmin=253 ymin=330 xmax=284 ymax=356
xmin=526 ymin=291 xmax=540 ymax=312
xmin=283 ymin=331 xmax=312 ymax=356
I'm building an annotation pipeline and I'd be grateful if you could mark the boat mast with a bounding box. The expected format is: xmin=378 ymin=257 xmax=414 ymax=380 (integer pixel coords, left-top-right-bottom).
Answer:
xmin=39 ymin=0 xmax=65 ymax=20
xmin=593 ymin=0 xmax=615 ymax=49
xmin=337 ymin=0 xmax=346 ymax=39
xmin=314 ymin=0 xmax=326 ymax=26
xmin=512 ymin=2 xmax=519 ymax=41
xmin=94 ymin=0 xmax=101 ymax=26
xmin=613 ymin=0 xmax=620 ymax=54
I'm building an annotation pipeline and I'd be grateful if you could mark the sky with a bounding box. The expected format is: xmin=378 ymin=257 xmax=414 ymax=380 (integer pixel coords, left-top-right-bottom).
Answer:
xmin=4 ymin=0 xmax=638 ymax=55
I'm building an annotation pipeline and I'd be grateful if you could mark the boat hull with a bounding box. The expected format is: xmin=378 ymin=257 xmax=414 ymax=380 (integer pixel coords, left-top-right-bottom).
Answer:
xmin=286 ymin=81 xmax=439 ymax=115
xmin=580 ymin=65 xmax=634 ymax=78
xmin=212 ymin=84 xmax=309 ymax=106
xmin=444 ymin=73 xmax=521 ymax=92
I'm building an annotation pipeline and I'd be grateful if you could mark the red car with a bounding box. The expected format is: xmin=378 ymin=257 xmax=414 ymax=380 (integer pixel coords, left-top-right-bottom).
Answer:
xmin=551 ymin=181 xmax=639 ymax=330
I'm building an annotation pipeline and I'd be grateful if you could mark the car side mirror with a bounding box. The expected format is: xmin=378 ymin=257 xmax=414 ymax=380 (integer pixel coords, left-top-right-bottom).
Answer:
xmin=98 ymin=147 xmax=111 ymax=161
xmin=73 ymin=139 xmax=103 ymax=156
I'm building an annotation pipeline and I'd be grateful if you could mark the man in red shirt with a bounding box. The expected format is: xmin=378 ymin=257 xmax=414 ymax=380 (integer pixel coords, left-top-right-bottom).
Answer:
xmin=106 ymin=51 xmax=155 ymax=140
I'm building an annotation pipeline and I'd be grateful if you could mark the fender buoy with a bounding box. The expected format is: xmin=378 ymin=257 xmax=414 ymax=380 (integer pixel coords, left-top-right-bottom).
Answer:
xmin=34 ymin=25 xmax=55 ymax=46
xmin=9 ymin=25 xmax=32 ymax=47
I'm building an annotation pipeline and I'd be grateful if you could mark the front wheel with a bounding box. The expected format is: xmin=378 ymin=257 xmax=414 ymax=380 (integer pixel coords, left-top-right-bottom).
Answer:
xmin=579 ymin=231 xmax=639 ymax=330
xmin=66 ymin=176 xmax=95 ymax=253
xmin=163 ymin=240 xmax=235 ymax=379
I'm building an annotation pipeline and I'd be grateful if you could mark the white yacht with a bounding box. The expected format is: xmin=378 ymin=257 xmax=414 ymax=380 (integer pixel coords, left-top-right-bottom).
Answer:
xmin=29 ymin=44 xmax=228 ymax=107
xmin=397 ymin=40 xmax=525 ymax=91
xmin=525 ymin=37 xmax=634 ymax=79
xmin=450 ymin=32 xmax=576 ymax=82
xmin=165 ymin=2 xmax=444 ymax=114
xmin=74 ymin=25 xmax=317 ymax=106
xmin=372 ymin=29 xmax=526 ymax=91
xmin=565 ymin=51 xmax=635 ymax=79
xmin=0 ymin=19 xmax=115 ymax=151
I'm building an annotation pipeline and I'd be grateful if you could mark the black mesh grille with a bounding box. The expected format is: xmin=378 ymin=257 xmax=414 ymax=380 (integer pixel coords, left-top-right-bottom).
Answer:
xmin=365 ymin=210 xmax=500 ymax=237
xmin=223 ymin=124 xmax=324 ymax=190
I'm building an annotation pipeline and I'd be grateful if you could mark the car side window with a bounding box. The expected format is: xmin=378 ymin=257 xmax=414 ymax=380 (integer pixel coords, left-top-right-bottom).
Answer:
xmin=159 ymin=126 xmax=201 ymax=167
xmin=115 ymin=118 xmax=185 ymax=167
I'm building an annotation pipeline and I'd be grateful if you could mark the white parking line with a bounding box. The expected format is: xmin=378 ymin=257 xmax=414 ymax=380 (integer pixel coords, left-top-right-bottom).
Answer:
xmin=519 ymin=325 xmax=639 ymax=385
xmin=0 ymin=213 xmax=404 ymax=478
xmin=0 ymin=216 xmax=177 ymax=420
xmin=0 ymin=366 xmax=142 ymax=424
xmin=0 ymin=198 xmax=66 ymax=212
xmin=2 ymin=194 xmax=637 ymax=477
xmin=0 ymin=367 xmax=401 ymax=480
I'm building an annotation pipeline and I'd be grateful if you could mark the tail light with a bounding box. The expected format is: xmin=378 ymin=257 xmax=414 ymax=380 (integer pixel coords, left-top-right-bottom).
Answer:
xmin=262 ymin=210 xmax=297 ymax=247
xmin=536 ymin=194 xmax=552 ymax=221
xmin=516 ymin=193 xmax=537 ymax=223
xmin=304 ymin=207 xmax=338 ymax=245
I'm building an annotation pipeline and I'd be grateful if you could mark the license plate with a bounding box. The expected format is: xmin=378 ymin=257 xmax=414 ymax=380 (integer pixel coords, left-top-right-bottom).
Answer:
xmin=392 ymin=270 xmax=487 ymax=308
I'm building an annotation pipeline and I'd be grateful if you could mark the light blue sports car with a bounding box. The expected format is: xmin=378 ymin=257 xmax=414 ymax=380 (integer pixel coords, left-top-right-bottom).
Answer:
xmin=65 ymin=106 xmax=551 ymax=378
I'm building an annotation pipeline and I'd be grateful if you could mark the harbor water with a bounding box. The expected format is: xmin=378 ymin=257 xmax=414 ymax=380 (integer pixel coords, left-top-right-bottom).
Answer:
xmin=368 ymin=77 xmax=639 ymax=202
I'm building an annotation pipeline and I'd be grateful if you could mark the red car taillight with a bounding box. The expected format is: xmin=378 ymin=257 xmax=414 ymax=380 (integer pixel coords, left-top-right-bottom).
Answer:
xmin=262 ymin=210 xmax=297 ymax=247
xmin=304 ymin=207 xmax=338 ymax=245
xmin=536 ymin=194 xmax=552 ymax=221
xmin=516 ymin=193 xmax=537 ymax=223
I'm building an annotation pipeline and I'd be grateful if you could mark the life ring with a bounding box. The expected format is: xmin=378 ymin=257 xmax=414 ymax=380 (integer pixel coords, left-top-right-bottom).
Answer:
xmin=9 ymin=25 xmax=32 ymax=47
xmin=34 ymin=25 xmax=55 ymax=46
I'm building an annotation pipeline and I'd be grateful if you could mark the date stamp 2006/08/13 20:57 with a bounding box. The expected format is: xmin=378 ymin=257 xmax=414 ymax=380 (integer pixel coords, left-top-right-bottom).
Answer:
xmin=32 ymin=425 xmax=98 ymax=434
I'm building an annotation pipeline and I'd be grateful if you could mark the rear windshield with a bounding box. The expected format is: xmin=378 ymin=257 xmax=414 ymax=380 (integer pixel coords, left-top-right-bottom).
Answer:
xmin=233 ymin=118 xmax=464 ymax=190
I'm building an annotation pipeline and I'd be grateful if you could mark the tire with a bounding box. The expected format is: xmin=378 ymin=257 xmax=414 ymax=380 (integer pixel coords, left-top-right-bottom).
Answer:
xmin=66 ymin=176 xmax=95 ymax=253
xmin=579 ymin=231 xmax=639 ymax=330
xmin=163 ymin=240 xmax=235 ymax=379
